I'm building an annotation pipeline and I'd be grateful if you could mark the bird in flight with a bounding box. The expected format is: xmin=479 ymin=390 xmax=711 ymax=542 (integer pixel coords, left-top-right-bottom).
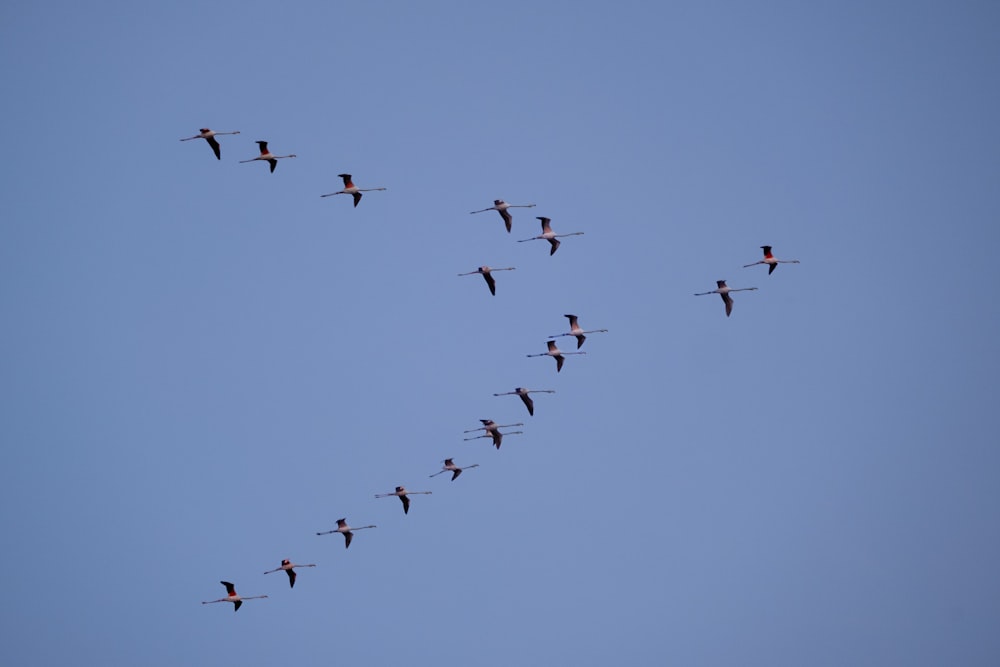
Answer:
xmin=263 ymin=560 xmax=316 ymax=588
xmin=201 ymin=581 xmax=267 ymax=612
xmin=470 ymin=200 xmax=536 ymax=233
xmin=180 ymin=128 xmax=240 ymax=160
xmin=694 ymin=280 xmax=757 ymax=317
xmin=458 ymin=265 xmax=515 ymax=296
xmin=743 ymin=245 xmax=800 ymax=275
xmin=321 ymin=173 xmax=387 ymax=207
xmin=239 ymin=140 xmax=297 ymax=172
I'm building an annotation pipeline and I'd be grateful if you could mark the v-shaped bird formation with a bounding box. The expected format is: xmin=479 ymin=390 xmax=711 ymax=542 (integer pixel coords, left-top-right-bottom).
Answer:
xmin=181 ymin=126 xmax=800 ymax=611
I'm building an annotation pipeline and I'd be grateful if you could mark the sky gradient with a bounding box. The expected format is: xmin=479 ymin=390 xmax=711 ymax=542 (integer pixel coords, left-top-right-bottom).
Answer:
xmin=2 ymin=2 xmax=999 ymax=665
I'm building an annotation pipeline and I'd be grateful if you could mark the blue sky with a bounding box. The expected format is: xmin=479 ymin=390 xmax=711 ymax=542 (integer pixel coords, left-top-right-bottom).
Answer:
xmin=2 ymin=1 xmax=999 ymax=665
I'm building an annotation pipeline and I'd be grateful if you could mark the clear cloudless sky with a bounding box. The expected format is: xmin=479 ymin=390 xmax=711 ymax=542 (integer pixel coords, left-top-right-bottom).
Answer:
xmin=2 ymin=1 xmax=999 ymax=665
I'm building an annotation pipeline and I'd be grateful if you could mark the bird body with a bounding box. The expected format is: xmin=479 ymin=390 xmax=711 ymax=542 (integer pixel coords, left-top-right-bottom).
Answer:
xmin=321 ymin=173 xmax=386 ymax=207
xmin=458 ymin=266 xmax=515 ymax=296
xmin=493 ymin=387 xmax=555 ymax=416
xmin=743 ymin=245 xmax=800 ymax=275
xmin=180 ymin=128 xmax=240 ymax=160
xmin=239 ymin=140 xmax=297 ymax=172
xmin=202 ymin=581 xmax=267 ymax=612
xmin=263 ymin=559 xmax=316 ymax=588
xmin=527 ymin=340 xmax=586 ymax=372
xmin=317 ymin=518 xmax=377 ymax=548
xmin=549 ymin=314 xmax=608 ymax=349
xmin=694 ymin=280 xmax=758 ymax=317
xmin=375 ymin=486 xmax=432 ymax=514
xmin=470 ymin=200 xmax=536 ymax=233
xmin=517 ymin=217 xmax=584 ymax=255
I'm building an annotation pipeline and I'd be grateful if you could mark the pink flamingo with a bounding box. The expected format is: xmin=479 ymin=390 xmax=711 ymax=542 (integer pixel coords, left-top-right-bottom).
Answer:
xmin=493 ymin=387 xmax=555 ymax=416
xmin=463 ymin=419 xmax=523 ymax=450
xmin=375 ymin=486 xmax=432 ymax=514
xmin=470 ymin=200 xmax=536 ymax=233
xmin=429 ymin=458 xmax=480 ymax=481
xmin=458 ymin=265 xmax=515 ymax=296
xmin=316 ymin=518 xmax=377 ymax=549
xmin=743 ymin=245 xmax=800 ymax=275
xmin=263 ymin=560 xmax=316 ymax=588
xmin=239 ymin=140 xmax=297 ymax=172
xmin=694 ymin=280 xmax=757 ymax=317
xmin=517 ymin=217 xmax=584 ymax=255
xmin=549 ymin=314 xmax=608 ymax=349
xmin=321 ymin=173 xmax=386 ymax=207
xmin=201 ymin=581 xmax=267 ymax=612
xmin=179 ymin=128 xmax=240 ymax=160
xmin=527 ymin=340 xmax=585 ymax=372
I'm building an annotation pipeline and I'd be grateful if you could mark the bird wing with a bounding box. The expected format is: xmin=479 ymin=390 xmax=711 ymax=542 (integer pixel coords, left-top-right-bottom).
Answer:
xmin=451 ymin=468 xmax=462 ymax=481
xmin=207 ymin=136 xmax=221 ymax=160
xmin=352 ymin=192 xmax=362 ymax=207
xmin=400 ymin=495 xmax=410 ymax=514
xmin=575 ymin=334 xmax=586 ymax=349
xmin=555 ymin=355 xmax=564 ymax=372
xmin=483 ymin=272 xmax=496 ymax=295
xmin=268 ymin=159 xmax=277 ymax=173
xmin=286 ymin=569 xmax=297 ymax=588
xmin=768 ymin=263 xmax=776 ymax=275
xmin=520 ymin=393 xmax=534 ymax=416
xmin=492 ymin=431 xmax=502 ymax=449
xmin=233 ymin=599 xmax=242 ymax=612
xmin=549 ymin=238 xmax=561 ymax=255
xmin=723 ymin=293 xmax=733 ymax=317
xmin=222 ymin=581 xmax=237 ymax=595
xmin=499 ymin=209 xmax=512 ymax=233
xmin=344 ymin=531 xmax=353 ymax=549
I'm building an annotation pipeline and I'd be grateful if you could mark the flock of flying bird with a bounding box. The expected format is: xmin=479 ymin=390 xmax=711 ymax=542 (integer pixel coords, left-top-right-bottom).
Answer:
xmin=184 ymin=126 xmax=800 ymax=612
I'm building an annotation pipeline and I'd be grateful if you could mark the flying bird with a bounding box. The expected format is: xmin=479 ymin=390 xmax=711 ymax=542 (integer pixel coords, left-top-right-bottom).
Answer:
xmin=239 ymin=140 xmax=297 ymax=172
xmin=201 ymin=581 xmax=267 ymax=612
xmin=549 ymin=314 xmax=608 ymax=349
xmin=263 ymin=560 xmax=316 ymax=588
xmin=527 ymin=340 xmax=585 ymax=372
xmin=179 ymin=128 xmax=240 ymax=160
xmin=321 ymin=173 xmax=387 ymax=207
xmin=517 ymin=217 xmax=584 ymax=255
xmin=429 ymin=458 xmax=480 ymax=481
xmin=470 ymin=200 xmax=536 ymax=233
xmin=316 ymin=518 xmax=377 ymax=549
xmin=463 ymin=419 xmax=524 ymax=450
xmin=493 ymin=387 xmax=555 ymax=416
xmin=458 ymin=265 xmax=515 ymax=296
xmin=694 ymin=280 xmax=758 ymax=317
xmin=375 ymin=486 xmax=432 ymax=515
xmin=743 ymin=245 xmax=800 ymax=275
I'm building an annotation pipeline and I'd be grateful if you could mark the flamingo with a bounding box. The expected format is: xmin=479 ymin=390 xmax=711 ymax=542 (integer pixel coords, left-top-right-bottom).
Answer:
xmin=527 ymin=340 xmax=585 ymax=372
xmin=239 ymin=140 xmax=297 ymax=173
xmin=375 ymin=486 xmax=432 ymax=515
xmin=470 ymin=200 xmax=536 ymax=233
xmin=518 ymin=217 xmax=584 ymax=255
xmin=316 ymin=518 xmax=377 ymax=549
xmin=263 ymin=559 xmax=316 ymax=588
xmin=694 ymin=280 xmax=758 ymax=317
xmin=201 ymin=581 xmax=267 ymax=612
xmin=458 ymin=266 xmax=515 ymax=296
xmin=743 ymin=245 xmax=800 ymax=275
xmin=463 ymin=419 xmax=524 ymax=450
xmin=320 ymin=173 xmax=386 ymax=207
xmin=549 ymin=314 xmax=608 ymax=349
xmin=429 ymin=458 xmax=480 ymax=481
xmin=493 ymin=387 xmax=555 ymax=416
xmin=179 ymin=128 xmax=240 ymax=160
